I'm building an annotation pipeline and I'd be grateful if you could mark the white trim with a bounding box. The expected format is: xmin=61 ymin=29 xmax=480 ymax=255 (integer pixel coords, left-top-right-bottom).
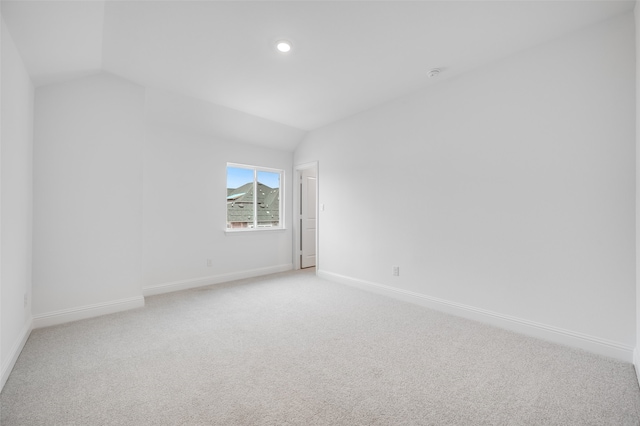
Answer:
xmin=634 ymin=348 xmax=640 ymax=386
xmin=225 ymin=227 xmax=286 ymax=235
xmin=1 ymin=318 xmax=33 ymax=392
xmin=32 ymin=296 xmax=145 ymax=329
xmin=142 ymin=263 xmax=293 ymax=297
xmin=293 ymin=161 xmax=319 ymax=271
xmin=318 ymin=270 xmax=634 ymax=362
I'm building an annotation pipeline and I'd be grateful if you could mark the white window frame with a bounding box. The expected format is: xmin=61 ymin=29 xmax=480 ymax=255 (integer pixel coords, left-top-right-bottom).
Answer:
xmin=226 ymin=162 xmax=285 ymax=232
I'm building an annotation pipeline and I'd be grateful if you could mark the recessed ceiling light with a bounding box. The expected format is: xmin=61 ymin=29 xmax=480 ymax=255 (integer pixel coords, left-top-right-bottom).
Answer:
xmin=276 ymin=40 xmax=292 ymax=53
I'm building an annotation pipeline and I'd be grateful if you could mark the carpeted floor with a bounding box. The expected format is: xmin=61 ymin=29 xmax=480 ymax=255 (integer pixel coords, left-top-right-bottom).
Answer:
xmin=1 ymin=269 xmax=639 ymax=425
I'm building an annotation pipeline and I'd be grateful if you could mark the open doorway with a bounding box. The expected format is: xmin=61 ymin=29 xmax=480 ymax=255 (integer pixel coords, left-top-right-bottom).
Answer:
xmin=294 ymin=162 xmax=318 ymax=271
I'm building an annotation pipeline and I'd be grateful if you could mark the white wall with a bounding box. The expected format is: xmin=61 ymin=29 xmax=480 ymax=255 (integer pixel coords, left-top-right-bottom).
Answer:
xmin=635 ymin=0 xmax=640 ymax=378
xmin=31 ymin=76 xmax=295 ymax=321
xmin=33 ymin=73 xmax=145 ymax=324
xmin=142 ymin=89 xmax=294 ymax=295
xmin=296 ymin=13 xmax=636 ymax=360
xmin=1 ymin=17 xmax=34 ymax=389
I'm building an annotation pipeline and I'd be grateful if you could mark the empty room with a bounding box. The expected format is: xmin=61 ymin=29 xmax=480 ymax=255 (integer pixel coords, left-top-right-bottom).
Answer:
xmin=1 ymin=0 xmax=640 ymax=424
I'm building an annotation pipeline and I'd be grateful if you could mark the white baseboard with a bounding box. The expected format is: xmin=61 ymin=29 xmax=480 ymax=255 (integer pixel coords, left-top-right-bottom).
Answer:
xmin=1 ymin=318 xmax=33 ymax=393
xmin=634 ymin=348 xmax=640 ymax=386
xmin=32 ymin=296 xmax=145 ymax=329
xmin=142 ymin=264 xmax=294 ymax=297
xmin=318 ymin=270 xmax=634 ymax=363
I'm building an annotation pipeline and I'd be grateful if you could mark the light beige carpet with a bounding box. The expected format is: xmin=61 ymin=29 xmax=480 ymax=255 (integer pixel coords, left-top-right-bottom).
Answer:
xmin=1 ymin=269 xmax=639 ymax=425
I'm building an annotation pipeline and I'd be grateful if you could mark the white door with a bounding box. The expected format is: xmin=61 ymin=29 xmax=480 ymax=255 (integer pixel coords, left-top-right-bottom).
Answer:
xmin=300 ymin=168 xmax=317 ymax=268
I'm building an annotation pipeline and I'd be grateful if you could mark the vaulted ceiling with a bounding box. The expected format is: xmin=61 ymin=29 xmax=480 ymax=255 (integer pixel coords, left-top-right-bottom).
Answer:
xmin=2 ymin=1 xmax=634 ymax=135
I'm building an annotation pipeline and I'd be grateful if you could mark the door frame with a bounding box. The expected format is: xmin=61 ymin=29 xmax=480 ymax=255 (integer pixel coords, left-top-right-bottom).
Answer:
xmin=293 ymin=161 xmax=319 ymax=271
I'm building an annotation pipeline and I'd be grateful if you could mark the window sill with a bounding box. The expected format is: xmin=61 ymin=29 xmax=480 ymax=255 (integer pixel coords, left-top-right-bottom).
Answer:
xmin=225 ymin=227 xmax=287 ymax=235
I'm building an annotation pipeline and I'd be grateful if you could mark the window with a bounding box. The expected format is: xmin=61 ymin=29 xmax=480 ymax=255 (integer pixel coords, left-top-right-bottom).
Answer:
xmin=226 ymin=163 xmax=284 ymax=230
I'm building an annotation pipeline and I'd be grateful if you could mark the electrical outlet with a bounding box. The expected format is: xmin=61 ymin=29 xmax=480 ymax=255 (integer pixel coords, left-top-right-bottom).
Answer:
xmin=207 ymin=259 xmax=212 ymax=267
xmin=23 ymin=293 xmax=28 ymax=307
xmin=392 ymin=266 xmax=400 ymax=276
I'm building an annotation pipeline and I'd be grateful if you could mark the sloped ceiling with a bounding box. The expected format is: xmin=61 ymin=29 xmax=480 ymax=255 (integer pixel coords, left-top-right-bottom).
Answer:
xmin=1 ymin=0 xmax=635 ymax=147
xmin=1 ymin=1 xmax=105 ymax=85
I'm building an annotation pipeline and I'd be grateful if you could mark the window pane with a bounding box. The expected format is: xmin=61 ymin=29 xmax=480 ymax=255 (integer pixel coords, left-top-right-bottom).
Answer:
xmin=257 ymin=170 xmax=280 ymax=228
xmin=227 ymin=167 xmax=254 ymax=229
